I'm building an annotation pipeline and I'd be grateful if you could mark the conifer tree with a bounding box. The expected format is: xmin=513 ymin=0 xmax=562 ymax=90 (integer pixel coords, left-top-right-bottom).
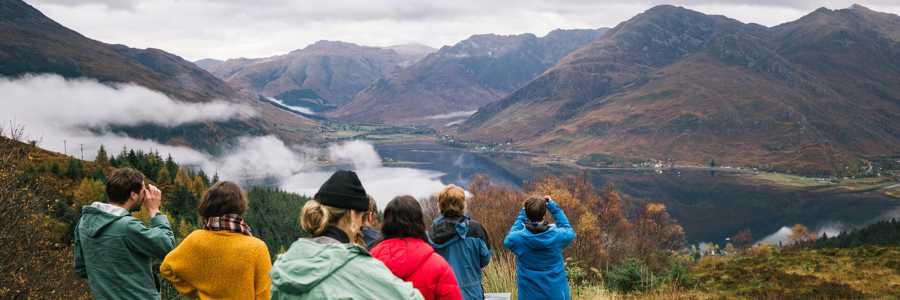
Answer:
xmin=157 ymin=167 xmax=172 ymax=185
xmin=95 ymin=145 xmax=109 ymax=166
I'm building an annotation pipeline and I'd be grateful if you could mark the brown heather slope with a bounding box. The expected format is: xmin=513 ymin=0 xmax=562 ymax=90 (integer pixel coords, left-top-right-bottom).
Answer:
xmin=199 ymin=41 xmax=433 ymax=107
xmin=461 ymin=5 xmax=900 ymax=175
xmin=0 ymin=0 xmax=321 ymax=150
xmin=331 ymin=29 xmax=605 ymax=125
xmin=0 ymin=137 xmax=91 ymax=299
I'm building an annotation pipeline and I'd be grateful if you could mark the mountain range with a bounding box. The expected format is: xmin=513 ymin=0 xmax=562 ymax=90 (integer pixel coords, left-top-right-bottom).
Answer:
xmin=460 ymin=4 xmax=900 ymax=175
xmin=0 ymin=0 xmax=320 ymax=151
xmin=196 ymin=41 xmax=434 ymax=110
xmin=5 ymin=0 xmax=900 ymax=175
xmin=330 ymin=29 xmax=605 ymax=125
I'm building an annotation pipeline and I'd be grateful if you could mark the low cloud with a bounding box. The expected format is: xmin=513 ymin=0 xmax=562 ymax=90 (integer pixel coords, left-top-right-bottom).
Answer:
xmin=0 ymin=74 xmax=448 ymax=204
xmin=0 ymin=74 xmax=269 ymax=181
xmin=327 ymin=140 xmax=383 ymax=169
xmin=213 ymin=136 xmax=314 ymax=180
xmin=0 ymin=74 xmax=252 ymax=129
xmin=282 ymin=140 xmax=447 ymax=209
xmin=424 ymin=110 xmax=477 ymax=120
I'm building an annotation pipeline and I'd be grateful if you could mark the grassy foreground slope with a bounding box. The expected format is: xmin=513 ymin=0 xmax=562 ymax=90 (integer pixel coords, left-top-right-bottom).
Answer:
xmin=693 ymin=246 xmax=900 ymax=299
xmin=3 ymin=135 xmax=898 ymax=299
xmin=0 ymin=135 xmax=313 ymax=299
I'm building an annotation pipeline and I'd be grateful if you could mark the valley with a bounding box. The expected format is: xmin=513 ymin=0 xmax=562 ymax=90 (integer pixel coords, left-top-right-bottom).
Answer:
xmin=301 ymin=121 xmax=900 ymax=244
xmin=4 ymin=0 xmax=900 ymax=298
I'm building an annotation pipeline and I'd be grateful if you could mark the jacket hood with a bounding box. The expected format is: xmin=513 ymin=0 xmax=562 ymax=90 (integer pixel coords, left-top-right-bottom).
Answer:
xmin=428 ymin=215 xmax=469 ymax=248
xmin=520 ymin=224 xmax=560 ymax=250
xmin=271 ymin=238 xmax=366 ymax=294
xmin=79 ymin=203 xmax=128 ymax=238
xmin=373 ymin=238 xmax=434 ymax=279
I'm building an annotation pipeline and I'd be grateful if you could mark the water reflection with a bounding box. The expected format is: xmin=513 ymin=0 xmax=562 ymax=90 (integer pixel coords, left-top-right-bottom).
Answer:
xmin=376 ymin=143 xmax=900 ymax=244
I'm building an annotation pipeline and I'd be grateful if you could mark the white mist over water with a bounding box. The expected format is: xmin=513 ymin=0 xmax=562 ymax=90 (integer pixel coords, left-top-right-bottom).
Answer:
xmin=264 ymin=96 xmax=316 ymax=115
xmin=757 ymin=216 xmax=894 ymax=245
xmin=280 ymin=141 xmax=447 ymax=209
xmin=424 ymin=110 xmax=477 ymax=120
xmin=0 ymin=74 xmax=309 ymax=181
xmin=0 ymin=75 xmax=448 ymax=206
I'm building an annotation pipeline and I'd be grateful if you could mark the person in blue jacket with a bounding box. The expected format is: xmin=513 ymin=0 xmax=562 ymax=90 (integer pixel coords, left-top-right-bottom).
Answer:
xmin=428 ymin=184 xmax=491 ymax=300
xmin=503 ymin=195 xmax=576 ymax=300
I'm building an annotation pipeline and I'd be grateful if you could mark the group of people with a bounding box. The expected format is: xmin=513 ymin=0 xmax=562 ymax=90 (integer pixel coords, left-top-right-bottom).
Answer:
xmin=74 ymin=168 xmax=576 ymax=300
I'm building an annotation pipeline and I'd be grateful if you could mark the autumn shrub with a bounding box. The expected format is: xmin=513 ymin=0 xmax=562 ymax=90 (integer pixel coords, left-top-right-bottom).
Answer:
xmin=604 ymin=258 xmax=657 ymax=293
xmin=453 ymin=172 xmax=687 ymax=294
xmin=466 ymin=174 xmax=525 ymax=249
xmin=664 ymin=257 xmax=696 ymax=289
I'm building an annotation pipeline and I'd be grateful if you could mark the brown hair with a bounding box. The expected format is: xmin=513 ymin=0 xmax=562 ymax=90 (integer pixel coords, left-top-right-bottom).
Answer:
xmin=106 ymin=167 xmax=145 ymax=204
xmin=524 ymin=195 xmax=547 ymax=222
xmin=382 ymin=195 xmax=427 ymax=240
xmin=438 ymin=184 xmax=466 ymax=217
xmin=366 ymin=194 xmax=379 ymax=226
xmin=198 ymin=181 xmax=247 ymax=218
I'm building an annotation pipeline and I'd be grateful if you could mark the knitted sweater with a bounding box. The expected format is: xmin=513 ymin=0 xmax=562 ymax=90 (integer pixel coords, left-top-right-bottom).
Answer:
xmin=160 ymin=230 xmax=272 ymax=300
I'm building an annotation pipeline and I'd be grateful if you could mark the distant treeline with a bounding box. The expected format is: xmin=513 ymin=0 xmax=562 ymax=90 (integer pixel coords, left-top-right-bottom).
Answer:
xmin=813 ymin=219 xmax=900 ymax=249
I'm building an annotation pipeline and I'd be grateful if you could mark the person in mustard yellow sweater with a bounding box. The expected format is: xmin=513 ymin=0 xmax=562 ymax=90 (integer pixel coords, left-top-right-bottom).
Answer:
xmin=160 ymin=181 xmax=272 ymax=300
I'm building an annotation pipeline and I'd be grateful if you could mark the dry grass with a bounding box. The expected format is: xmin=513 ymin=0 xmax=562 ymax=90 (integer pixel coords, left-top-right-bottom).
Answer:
xmin=483 ymin=250 xmax=710 ymax=300
xmin=483 ymin=251 xmax=518 ymax=297
xmin=692 ymin=246 xmax=900 ymax=299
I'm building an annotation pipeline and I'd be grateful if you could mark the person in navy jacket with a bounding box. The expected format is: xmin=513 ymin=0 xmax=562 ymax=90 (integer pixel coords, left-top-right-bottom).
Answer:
xmin=503 ymin=195 xmax=576 ymax=300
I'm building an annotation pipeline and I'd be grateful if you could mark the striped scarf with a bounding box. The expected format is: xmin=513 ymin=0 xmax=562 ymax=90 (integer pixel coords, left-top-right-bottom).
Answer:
xmin=204 ymin=214 xmax=253 ymax=236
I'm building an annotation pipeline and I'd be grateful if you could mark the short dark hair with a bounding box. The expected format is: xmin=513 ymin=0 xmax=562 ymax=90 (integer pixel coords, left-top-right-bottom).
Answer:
xmin=106 ymin=168 xmax=145 ymax=204
xmin=381 ymin=195 xmax=427 ymax=241
xmin=524 ymin=196 xmax=547 ymax=222
xmin=198 ymin=181 xmax=247 ymax=218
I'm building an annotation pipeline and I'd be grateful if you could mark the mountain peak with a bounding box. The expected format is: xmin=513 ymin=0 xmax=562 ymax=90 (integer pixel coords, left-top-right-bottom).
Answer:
xmin=644 ymin=4 xmax=686 ymax=14
xmin=782 ymin=2 xmax=900 ymax=42
xmin=849 ymin=3 xmax=872 ymax=12
xmin=303 ymin=40 xmax=363 ymax=51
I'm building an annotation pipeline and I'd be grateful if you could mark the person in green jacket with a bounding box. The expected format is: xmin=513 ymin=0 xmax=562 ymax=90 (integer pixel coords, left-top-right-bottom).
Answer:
xmin=270 ymin=170 xmax=423 ymax=300
xmin=74 ymin=167 xmax=176 ymax=300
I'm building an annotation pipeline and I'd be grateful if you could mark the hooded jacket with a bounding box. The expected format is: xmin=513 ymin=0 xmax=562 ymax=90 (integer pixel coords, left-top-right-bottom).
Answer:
xmin=503 ymin=200 xmax=576 ymax=300
xmin=428 ymin=216 xmax=491 ymax=300
xmin=270 ymin=236 xmax=424 ymax=300
xmin=371 ymin=237 xmax=462 ymax=300
xmin=74 ymin=202 xmax=176 ymax=300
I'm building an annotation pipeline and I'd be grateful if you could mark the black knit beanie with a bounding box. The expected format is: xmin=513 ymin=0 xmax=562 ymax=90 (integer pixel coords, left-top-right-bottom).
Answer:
xmin=314 ymin=170 xmax=369 ymax=211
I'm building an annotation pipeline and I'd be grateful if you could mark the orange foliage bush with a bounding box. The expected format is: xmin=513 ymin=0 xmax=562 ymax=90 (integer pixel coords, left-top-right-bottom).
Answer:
xmin=423 ymin=172 xmax=687 ymax=277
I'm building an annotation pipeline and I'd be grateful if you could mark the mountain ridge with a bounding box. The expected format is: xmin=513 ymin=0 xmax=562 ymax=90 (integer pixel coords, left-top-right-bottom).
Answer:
xmin=0 ymin=0 xmax=321 ymax=151
xmin=460 ymin=4 xmax=900 ymax=175
xmin=331 ymin=28 xmax=606 ymax=125
xmin=196 ymin=40 xmax=435 ymax=107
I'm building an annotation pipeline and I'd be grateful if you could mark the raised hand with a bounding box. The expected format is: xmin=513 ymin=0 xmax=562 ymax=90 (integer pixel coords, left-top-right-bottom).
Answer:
xmin=143 ymin=183 xmax=163 ymax=217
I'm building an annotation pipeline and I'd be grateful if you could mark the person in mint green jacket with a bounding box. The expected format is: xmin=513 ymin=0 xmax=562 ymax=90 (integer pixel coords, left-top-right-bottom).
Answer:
xmin=270 ymin=170 xmax=423 ymax=300
xmin=74 ymin=167 xmax=176 ymax=300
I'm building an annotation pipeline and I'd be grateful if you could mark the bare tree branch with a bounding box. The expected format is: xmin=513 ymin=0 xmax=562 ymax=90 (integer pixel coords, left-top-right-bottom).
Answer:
xmin=7 ymin=120 xmax=26 ymax=142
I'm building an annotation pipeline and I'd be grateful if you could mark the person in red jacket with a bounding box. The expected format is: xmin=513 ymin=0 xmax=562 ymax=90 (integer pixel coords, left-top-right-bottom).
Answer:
xmin=371 ymin=195 xmax=463 ymax=300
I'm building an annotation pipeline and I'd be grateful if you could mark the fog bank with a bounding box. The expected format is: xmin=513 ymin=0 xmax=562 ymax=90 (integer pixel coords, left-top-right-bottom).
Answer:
xmin=1 ymin=75 xmax=448 ymax=205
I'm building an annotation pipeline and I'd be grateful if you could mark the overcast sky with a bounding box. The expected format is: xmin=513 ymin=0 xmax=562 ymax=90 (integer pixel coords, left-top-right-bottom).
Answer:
xmin=28 ymin=0 xmax=900 ymax=61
